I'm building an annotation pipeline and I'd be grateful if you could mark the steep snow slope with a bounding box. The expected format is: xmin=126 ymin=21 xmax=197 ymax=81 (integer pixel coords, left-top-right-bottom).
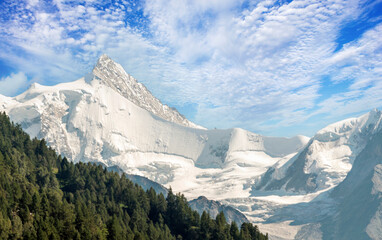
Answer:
xmin=0 ymin=55 xmax=308 ymax=202
xmin=322 ymin=131 xmax=382 ymax=240
xmin=92 ymin=54 xmax=204 ymax=129
xmin=254 ymin=109 xmax=382 ymax=193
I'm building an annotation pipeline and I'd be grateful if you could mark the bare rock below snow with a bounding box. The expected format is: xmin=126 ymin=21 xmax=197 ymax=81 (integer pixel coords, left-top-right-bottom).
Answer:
xmin=189 ymin=196 xmax=249 ymax=226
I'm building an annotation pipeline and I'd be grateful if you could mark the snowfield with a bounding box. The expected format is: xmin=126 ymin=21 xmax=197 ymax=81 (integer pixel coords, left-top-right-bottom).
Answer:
xmin=1 ymin=55 xmax=382 ymax=239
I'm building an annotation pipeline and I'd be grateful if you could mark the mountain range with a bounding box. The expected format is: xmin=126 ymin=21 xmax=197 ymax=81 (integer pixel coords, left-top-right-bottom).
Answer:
xmin=1 ymin=55 xmax=381 ymax=239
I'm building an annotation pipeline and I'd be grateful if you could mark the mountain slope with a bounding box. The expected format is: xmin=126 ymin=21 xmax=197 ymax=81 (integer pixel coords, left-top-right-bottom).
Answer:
xmin=253 ymin=109 xmax=382 ymax=193
xmin=321 ymin=131 xmax=382 ymax=240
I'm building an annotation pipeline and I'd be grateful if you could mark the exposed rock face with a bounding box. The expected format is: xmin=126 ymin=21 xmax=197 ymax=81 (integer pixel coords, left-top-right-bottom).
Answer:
xmin=189 ymin=196 xmax=249 ymax=226
xmin=105 ymin=164 xmax=168 ymax=196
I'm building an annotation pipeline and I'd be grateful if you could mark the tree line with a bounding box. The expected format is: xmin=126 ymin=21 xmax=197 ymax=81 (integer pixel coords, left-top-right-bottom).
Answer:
xmin=0 ymin=112 xmax=268 ymax=239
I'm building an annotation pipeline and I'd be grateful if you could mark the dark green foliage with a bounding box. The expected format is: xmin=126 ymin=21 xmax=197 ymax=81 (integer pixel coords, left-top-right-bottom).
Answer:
xmin=0 ymin=112 xmax=268 ymax=239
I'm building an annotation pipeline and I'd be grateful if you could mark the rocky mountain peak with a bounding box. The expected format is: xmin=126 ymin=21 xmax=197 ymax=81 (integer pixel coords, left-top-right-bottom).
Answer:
xmin=91 ymin=54 xmax=203 ymax=129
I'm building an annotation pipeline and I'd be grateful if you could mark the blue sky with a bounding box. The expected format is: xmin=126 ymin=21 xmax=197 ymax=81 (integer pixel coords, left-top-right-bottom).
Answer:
xmin=0 ymin=0 xmax=382 ymax=137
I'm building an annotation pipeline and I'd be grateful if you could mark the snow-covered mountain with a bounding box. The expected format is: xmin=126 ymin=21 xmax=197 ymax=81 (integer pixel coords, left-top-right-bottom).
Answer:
xmin=2 ymin=55 xmax=382 ymax=239
xmin=253 ymin=109 xmax=382 ymax=194
xmin=0 ymin=55 xmax=308 ymax=202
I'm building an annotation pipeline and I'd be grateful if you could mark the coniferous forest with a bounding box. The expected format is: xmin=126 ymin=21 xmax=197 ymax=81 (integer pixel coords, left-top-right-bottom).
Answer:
xmin=0 ymin=112 xmax=268 ymax=240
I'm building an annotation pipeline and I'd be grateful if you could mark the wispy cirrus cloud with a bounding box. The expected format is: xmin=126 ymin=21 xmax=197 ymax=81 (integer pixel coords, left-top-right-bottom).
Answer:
xmin=0 ymin=0 xmax=381 ymax=136
xmin=312 ymin=23 xmax=382 ymax=118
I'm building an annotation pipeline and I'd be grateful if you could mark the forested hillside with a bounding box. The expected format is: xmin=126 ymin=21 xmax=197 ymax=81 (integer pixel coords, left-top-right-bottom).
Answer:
xmin=0 ymin=112 xmax=268 ymax=240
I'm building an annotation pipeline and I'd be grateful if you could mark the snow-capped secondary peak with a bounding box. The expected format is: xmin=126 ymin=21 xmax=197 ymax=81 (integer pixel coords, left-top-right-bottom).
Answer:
xmin=254 ymin=109 xmax=382 ymax=194
xmin=28 ymin=82 xmax=41 ymax=90
xmin=315 ymin=109 xmax=382 ymax=140
xmin=90 ymin=54 xmax=204 ymax=129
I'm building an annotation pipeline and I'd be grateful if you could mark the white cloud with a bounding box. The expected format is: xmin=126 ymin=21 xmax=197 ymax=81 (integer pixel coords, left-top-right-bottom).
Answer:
xmin=0 ymin=72 xmax=29 ymax=96
xmin=139 ymin=0 xmax=382 ymax=136
xmin=0 ymin=0 xmax=381 ymax=136
xmin=140 ymin=0 xmax=345 ymax=129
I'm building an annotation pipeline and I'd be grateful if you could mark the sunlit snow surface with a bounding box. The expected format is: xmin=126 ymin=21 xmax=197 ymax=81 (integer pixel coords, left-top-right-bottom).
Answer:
xmin=1 ymin=56 xmax=382 ymax=239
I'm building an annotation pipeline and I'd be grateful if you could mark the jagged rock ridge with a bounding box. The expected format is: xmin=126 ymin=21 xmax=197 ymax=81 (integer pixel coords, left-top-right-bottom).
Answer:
xmin=91 ymin=54 xmax=204 ymax=129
